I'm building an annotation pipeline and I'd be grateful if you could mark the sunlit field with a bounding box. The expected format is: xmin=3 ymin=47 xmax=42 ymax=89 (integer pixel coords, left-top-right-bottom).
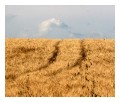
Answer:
xmin=5 ymin=38 xmax=115 ymax=97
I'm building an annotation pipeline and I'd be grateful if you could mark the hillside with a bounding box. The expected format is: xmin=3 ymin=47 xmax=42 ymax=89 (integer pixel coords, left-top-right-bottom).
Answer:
xmin=5 ymin=39 xmax=115 ymax=97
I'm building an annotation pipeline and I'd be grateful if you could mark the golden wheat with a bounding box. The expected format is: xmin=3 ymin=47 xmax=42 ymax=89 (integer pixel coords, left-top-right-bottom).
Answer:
xmin=5 ymin=38 xmax=115 ymax=97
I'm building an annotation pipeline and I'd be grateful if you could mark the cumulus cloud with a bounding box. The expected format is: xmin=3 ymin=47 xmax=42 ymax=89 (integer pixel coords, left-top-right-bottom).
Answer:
xmin=38 ymin=18 xmax=70 ymax=37
xmin=39 ymin=18 xmax=68 ymax=32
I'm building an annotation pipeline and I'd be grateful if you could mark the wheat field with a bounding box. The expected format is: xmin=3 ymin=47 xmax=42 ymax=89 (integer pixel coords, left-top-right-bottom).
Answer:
xmin=5 ymin=38 xmax=115 ymax=97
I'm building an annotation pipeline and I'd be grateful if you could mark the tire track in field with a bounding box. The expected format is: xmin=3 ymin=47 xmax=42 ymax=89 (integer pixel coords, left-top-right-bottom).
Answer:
xmin=14 ymin=40 xmax=62 ymax=80
xmin=45 ymin=40 xmax=86 ymax=76
xmin=43 ymin=40 xmax=83 ymax=76
xmin=15 ymin=40 xmax=87 ymax=84
xmin=78 ymin=40 xmax=97 ymax=97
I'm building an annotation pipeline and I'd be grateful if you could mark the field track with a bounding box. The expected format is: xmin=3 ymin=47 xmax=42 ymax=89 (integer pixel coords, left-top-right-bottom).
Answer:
xmin=5 ymin=39 xmax=115 ymax=97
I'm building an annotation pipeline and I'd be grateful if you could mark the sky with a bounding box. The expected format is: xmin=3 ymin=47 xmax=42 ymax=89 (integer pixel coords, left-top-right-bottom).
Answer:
xmin=5 ymin=5 xmax=115 ymax=38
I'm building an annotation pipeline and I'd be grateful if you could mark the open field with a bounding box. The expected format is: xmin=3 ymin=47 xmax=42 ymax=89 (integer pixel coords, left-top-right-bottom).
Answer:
xmin=5 ymin=38 xmax=115 ymax=97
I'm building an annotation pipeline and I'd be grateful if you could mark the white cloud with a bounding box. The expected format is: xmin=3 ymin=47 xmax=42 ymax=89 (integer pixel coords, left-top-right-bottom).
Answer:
xmin=38 ymin=18 xmax=83 ymax=38
xmin=38 ymin=18 xmax=68 ymax=36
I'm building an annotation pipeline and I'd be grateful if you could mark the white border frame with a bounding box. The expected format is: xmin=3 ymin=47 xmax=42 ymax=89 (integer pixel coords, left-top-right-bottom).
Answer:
xmin=0 ymin=0 xmax=120 ymax=102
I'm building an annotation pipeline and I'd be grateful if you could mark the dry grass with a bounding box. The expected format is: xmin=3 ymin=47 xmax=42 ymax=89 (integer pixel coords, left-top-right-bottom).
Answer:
xmin=5 ymin=38 xmax=115 ymax=97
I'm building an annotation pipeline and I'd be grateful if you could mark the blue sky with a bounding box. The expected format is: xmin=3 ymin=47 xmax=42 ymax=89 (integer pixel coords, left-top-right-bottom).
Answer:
xmin=5 ymin=5 xmax=115 ymax=38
